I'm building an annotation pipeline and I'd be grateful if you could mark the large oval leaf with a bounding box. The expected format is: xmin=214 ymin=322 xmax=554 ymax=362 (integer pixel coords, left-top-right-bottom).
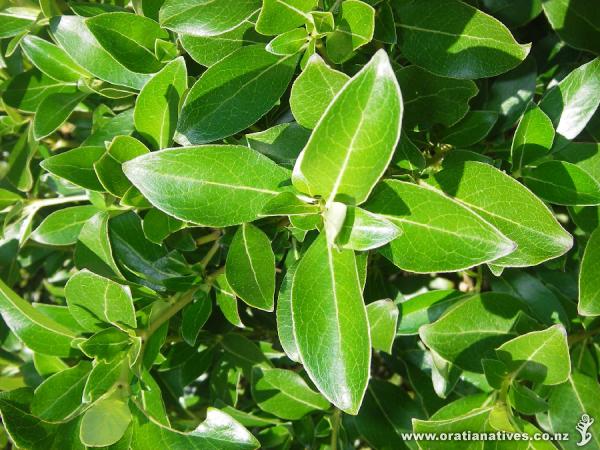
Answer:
xmin=123 ymin=145 xmax=291 ymax=226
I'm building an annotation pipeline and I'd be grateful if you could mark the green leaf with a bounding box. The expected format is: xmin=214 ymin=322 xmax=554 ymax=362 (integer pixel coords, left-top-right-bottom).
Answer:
xmin=251 ymin=367 xmax=329 ymax=420
xmin=33 ymin=91 xmax=88 ymax=140
xmin=226 ymin=223 xmax=276 ymax=311
xmin=509 ymin=383 xmax=547 ymax=415
xmin=276 ymin=261 xmax=299 ymax=362
xmin=130 ymin=403 xmax=259 ymax=449
xmin=181 ymin=291 xmax=212 ymax=346
xmin=523 ymin=160 xmax=600 ymax=206
xmin=397 ymin=290 xmax=467 ymax=336
xmin=326 ymin=0 xmax=375 ymax=63
xmin=482 ymin=0 xmax=542 ymax=27
xmin=142 ymin=208 xmax=184 ymax=244
xmin=80 ymin=398 xmax=131 ymax=447
xmin=511 ymin=103 xmax=555 ymax=172
xmin=289 ymin=54 xmax=350 ymax=129
xmin=266 ymin=28 xmax=309 ymax=56
xmin=291 ymin=235 xmax=370 ymax=414
xmin=20 ymin=35 xmax=91 ymax=82
xmin=50 ymin=15 xmax=151 ymax=89
xmin=397 ymin=65 xmax=478 ymax=130
xmin=180 ymin=21 xmax=268 ymax=67
xmin=337 ymin=207 xmax=401 ymax=251
xmin=74 ymin=212 xmax=123 ymax=278
xmin=159 ymin=0 xmax=260 ymax=37
xmin=0 ymin=278 xmax=76 ymax=357
xmin=393 ymin=0 xmax=530 ymax=79
xmin=579 ymin=227 xmax=600 ymax=316
xmin=2 ymin=71 xmax=78 ymax=113
xmin=496 ymin=325 xmax=570 ymax=385
xmin=292 ymin=50 xmax=402 ymax=205
xmin=0 ymin=7 xmax=37 ymax=38
xmin=123 ymin=145 xmax=291 ymax=226
xmin=430 ymin=161 xmax=573 ymax=267
xmin=94 ymin=136 xmax=149 ymax=197
xmin=134 ymin=57 xmax=187 ymax=150
xmin=548 ymin=371 xmax=600 ymax=450
xmin=31 ymin=361 xmax=91 ymax=422
xmin=366 ymin=299 xmax=398 ymax=354
xmin=255 ymin=0 xmax=316 ymax=35
xmin=246 ymin=122 xmax=310 ymax=167
xmin=353 ymin=379 xmax=424 ymax=449
xmin=177 ymin=45 xmax=298 ymax=144
xmin=555 ymin=142 xmax=600 ymax=183
xmin=216 ymin=276 xmax=245 ymax=328
xmin=260 ymin=192 xmax=320 ymax=217
xmin=79 ymin=328 xmax=132 ymax=361
xmin=542 ymin=0 xmax=600 ymax=55
xmin=420 ymin=292 xmax=534 ymax=372
xmin=393 ymin=133 xmax=426 ymax=171
xmin=40 ymin=146 xmax=106 ymax=191
xmin=32 ymin=205 xmax=99 ymax=246
xmin=85 ymin=12 xmax=168 ymax=74
xmin=83 ymin=356 xmax=128 ymax=402
xmin=539 ymin=58 xmax=600 ymax=142
xmin=438 ymin=110 xmax=498 ymax=147
xmin=65 ymin=270 xmax=136 ymax=332
xmin=0 ymin=188 xmax=22 ymax=209
xmin=365 ymin=180 xmax=515 ymax=273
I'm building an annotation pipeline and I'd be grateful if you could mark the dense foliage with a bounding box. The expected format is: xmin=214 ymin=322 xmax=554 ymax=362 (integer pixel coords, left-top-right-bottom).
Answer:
xmin=0 ymin=0 xmax=599 ymax=448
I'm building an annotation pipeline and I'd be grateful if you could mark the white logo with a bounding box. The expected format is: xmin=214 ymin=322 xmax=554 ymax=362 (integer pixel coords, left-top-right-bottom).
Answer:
xmin=576 ymin=414 xmax=594 ymax=447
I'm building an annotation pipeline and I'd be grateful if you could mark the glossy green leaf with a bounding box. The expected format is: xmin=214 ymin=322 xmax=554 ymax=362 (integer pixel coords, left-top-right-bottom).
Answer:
xmin=539 ymin=58 xmax=600 ymax=142
xmin=251 ymin=367 xmax=329 ymax=420
xmin=482 ymin=0 xmax=542 ymax=27
xmin=266 ymin=28 xmax=308 ymax=55
xmin=142 ymin=208 xmax=184 ymax=244
xmin=80 ymin=398 xmax=131 ymax=447
xmin=50 ymin=15 xmax=151 ymax=89
xmin=393 ymin=133 xmax=426 ymax=171
xmin=65 ymin=270 xmax=136 ymax=331
xmin=130 ymin=403 xmax=259 ymax=449
xmin=20 ymin=35 xmax=91 ymax=82
xmin=420 ymin=292 xmax=534 ymax=372
xmin=523 ymin=160 xmax=600 ymax=206
xmin=496 ymin=325 xmax=570 ymax=385
xmin=0 ymin=278 xmax=76 ymax=357
xmin=246 ymin=122 xmax=310 ymax=167
xmin=397 ymin=65 xmax=478 ymax=130
xmin=31 ymin=361 xmax=91 ymax=422
xmin=255 ymin=0 xmax=316 ymax=35
xmin=0 ymin=7 xmax=37 ymax=38
xmin=542 ymin=0 xmax=600 ymax=55
xmin=579 ymin=227 xmax=600 ymax=316
xmin=438 ymin=110 xmax=498 ymax=147
xmin=291 ymin=235 xmax=370 ymax=414
xmin=79 ymin=328 xmax=132 ymax=361
xmin=177 ymin=45 xmax=298 ymax=144
xmin=289 ymin=54 xmax=349 ymax=129
xmin=123 ymin=145 xmax=291 ymax=226
xmin=326 ymin=0 xmax=375 ymax=63
xmin=33 ymin=91 xmax=88 ymax=140
xmin=365 ymin=180 xmax=515 ymax=273
xmin=260 ymin=192 xmax=319 ymax=217
xmin=181 ymin=291 xmax=212 ymax=346
xmin=2 ymin=71 xmax=78 ymax=113
xmin=180 ymin=21 xmax=268 ymax=67
xmin=366 ymin=299 xmax=398 ymax=353
xmin=74 ymin=212 xmax=123 ymax=278
xmin=32 ymin=205 xmax=99 ymax=246
xmin=548 ymin=371 xmax=600 ymax=450
xmin=337 ymin=206 xmax=401 ymax=251
xmin=430 ymin=161 xmax=573 ymax=267
xmin=94 ymin=136 xmax=149 ymax=197
xmin=393 ymin=0 xmax=530 ymax=79
xmin=41 ymin=146 xmax=105 ymax=191
xmin=292 ymin=50 xmax=402 ymax=205
xmin=83 ymin=357 xmax=128 ymax=402
xmin=511 ymin=103 xmax=555 ymax=172
xmin=226 ymin=223 xmax=275 ymax=311
xmin=159 ymin=0 xmax=261 ymax=37
xmin=276 ymin=261 xmax=299 ymax=362
xmin=134 ymin=57 xmax=187 ymax=150
xmin=86 ymin=12 xmax=168 ymax=74
xmin=397 ymin=290 xmax=467 ymax=336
